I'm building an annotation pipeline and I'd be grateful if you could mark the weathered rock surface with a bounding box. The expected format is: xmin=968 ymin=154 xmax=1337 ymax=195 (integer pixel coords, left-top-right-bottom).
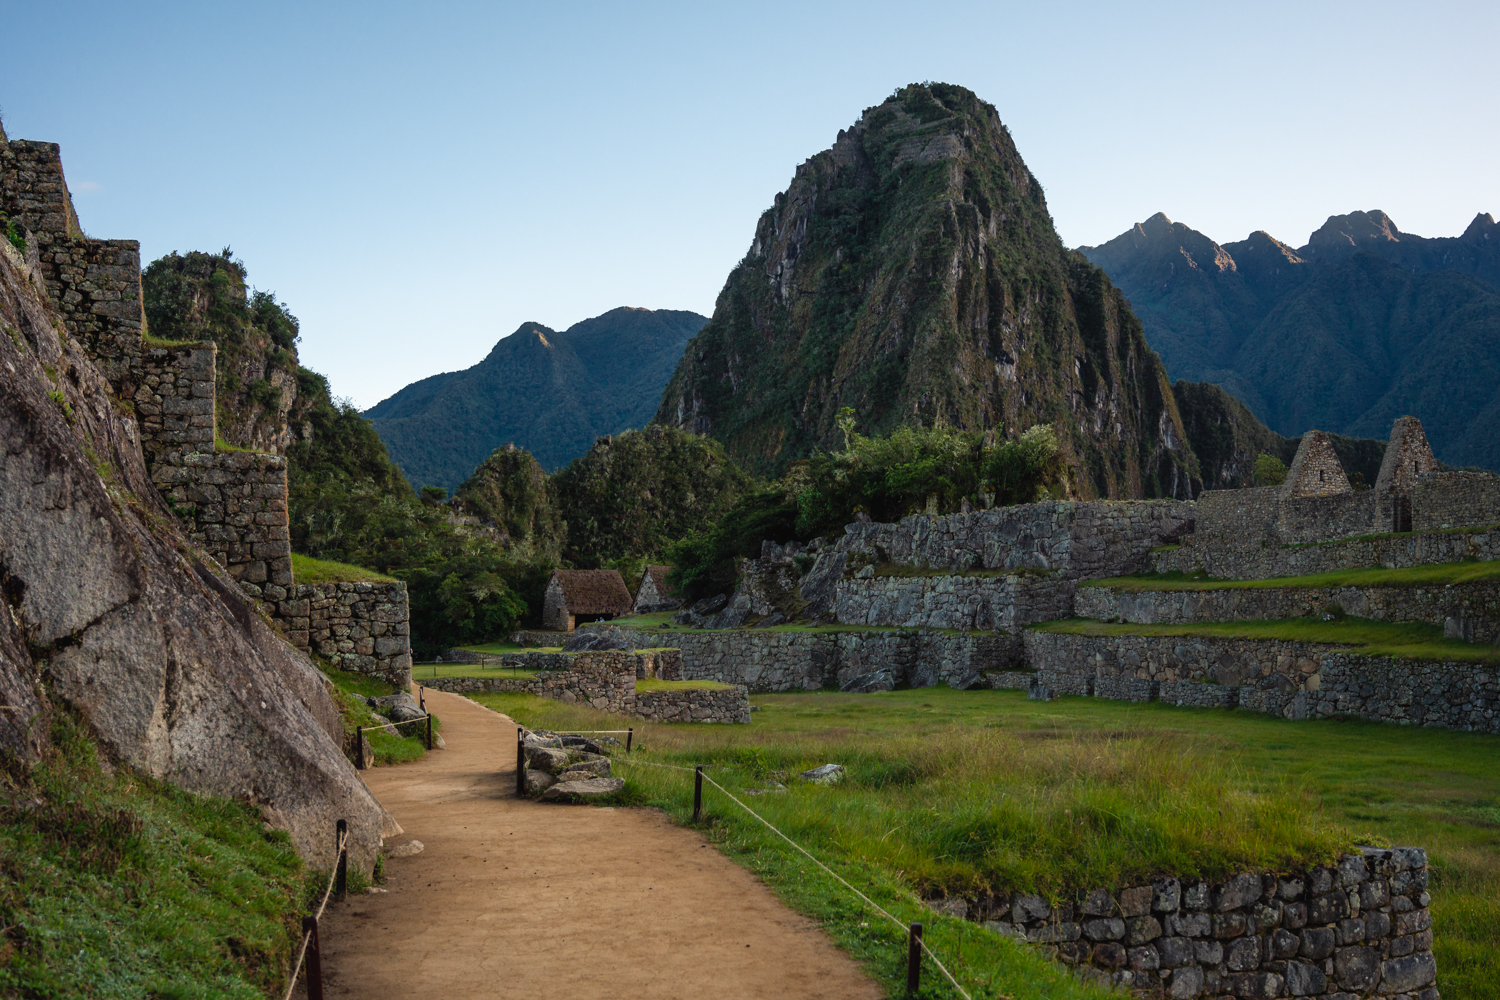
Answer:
xmin=800 ymin=764 xmax=845 ymax=785
xmin=369 ymin=691 xmax=424 ymax=723
xmin=540 ymin=776 xmax=625 ymax=800
xmin=0 ymin=241 xmax=391 ymax=871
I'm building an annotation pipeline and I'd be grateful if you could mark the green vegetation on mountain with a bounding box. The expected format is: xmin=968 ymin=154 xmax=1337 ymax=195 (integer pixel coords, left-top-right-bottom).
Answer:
xmin=665 ymin=422 xmax=1066 ymax=600
xmin=1170 ymin=379 xmax=1385 ymax=491
xmin=142 ymin=250 xmax=303 ymax=453
xmin=365 ymin=307 xmax=707 ymax=491
xmin=657 ymin=83 xmax=1198 ymax=499
xmin=1082 ymin=211 xmax=1500 ymax=471
xmin=450 ymin=444 xmax=566 ymax=562
xmin=552 ymin=425 xmax=751 ymax=568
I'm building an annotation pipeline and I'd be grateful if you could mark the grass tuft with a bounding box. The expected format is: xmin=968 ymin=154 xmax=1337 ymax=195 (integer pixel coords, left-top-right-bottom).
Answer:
xmin=291 ymin=552 xmax=397 ymax=584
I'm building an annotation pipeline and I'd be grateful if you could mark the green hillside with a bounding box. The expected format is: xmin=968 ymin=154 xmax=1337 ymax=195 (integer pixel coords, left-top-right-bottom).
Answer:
xmin=365 ymin=307 xmax=706 ymax=491
xmin=1082 ymin=211 xmax=1500 ymax=470
xmin=655 ymin=83 xmax=1201 ymax=499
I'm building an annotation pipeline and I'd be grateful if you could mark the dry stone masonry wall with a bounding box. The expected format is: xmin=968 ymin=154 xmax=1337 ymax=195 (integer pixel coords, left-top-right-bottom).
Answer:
xmin=1153 ymin=529 xmax=1500 ymax=582
xmin=584 ymin=624 xmax=1022 ymax=693
xmin=1022 ymin=631 xmax=1500 ymax=732
xmin=834 ymin=571 xmax=1074 ymax=630
xmin=930 ymin=849 xmax=1436 ymax=1000
xmin=425 ymin=649 xmax=749 ymax=723
xmin=268 ymin=582 xmax=412 ymax=687
xmin=1075 ymin=582 xmax=1500 ymax=644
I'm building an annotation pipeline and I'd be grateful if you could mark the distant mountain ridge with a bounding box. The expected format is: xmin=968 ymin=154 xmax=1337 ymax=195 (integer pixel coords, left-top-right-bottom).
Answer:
xmin=366 ymin=307 xmax=707 ymax=491
xmin=1080 ymin=210 xmax=1500 ymax=470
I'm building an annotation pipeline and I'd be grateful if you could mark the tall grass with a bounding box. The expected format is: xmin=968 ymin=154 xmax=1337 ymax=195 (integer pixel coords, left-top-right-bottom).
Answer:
xmin=477 ymin=686 xmax=1500 ymax=998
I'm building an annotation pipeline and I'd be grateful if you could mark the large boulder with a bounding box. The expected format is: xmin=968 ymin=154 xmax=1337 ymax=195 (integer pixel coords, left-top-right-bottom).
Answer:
xmin=540 ymin=777 xmax=625 ymax=800
xmin=369 ymin=691 xmax=424 ymax=723
xmin=840 ymin=669 xmax=896 ymax=694
xmin=0 ymin=244 xmax=393 ymax=872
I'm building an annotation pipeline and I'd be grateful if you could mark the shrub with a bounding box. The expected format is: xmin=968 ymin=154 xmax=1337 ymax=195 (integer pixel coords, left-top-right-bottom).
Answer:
xmin=1253 ymin=453 xmax=1288 ymax=487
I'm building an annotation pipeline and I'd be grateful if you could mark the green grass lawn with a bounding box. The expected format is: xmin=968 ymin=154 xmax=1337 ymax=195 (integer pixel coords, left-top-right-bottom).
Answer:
xmin=635 ymin=677 xmax=735 ymax=691
xmin=610 ymin=611 xmax=678 ymax=628
xmin=319 ymin=664 xmax=438 ymax=765
xmin=290 ymin=552 xmax=397 ymax=584
xmin=471 ymin=686 xmax=1500 ymax=999
xmin=1086 ymin=560 xmax=1500 ymax=592
xmin=0 ymin=713 xmax=314 ymax=998
xmin=1034 ymin=615 xmax=1500 ymax=666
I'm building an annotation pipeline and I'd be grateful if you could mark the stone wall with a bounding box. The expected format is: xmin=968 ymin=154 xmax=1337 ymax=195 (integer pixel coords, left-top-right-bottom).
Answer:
xmin=633 ymin=687 xmax=751 ymax=723
xmin=834 ymin=572 xmax=1074 ymax=630
xmin=1025 ymin=630 xmax=1331 ymax=694
xmin=1075 ymin=581 xmax=1500 ymax=644
xmin=584 ymin=624 xmax=1022 ymax=692
xmin=814 ymin=500 xmax=1195 ymax=582
xmin=932 ymin=849 xmax=1437 ymax=999
xmin=267 ymin=582 xmax=412 ymax=687
xmin=1154 ymin=528 xmax=1500 ymax=581
xmin=1021 ymin=630 xmax=1500 ymax=733
xmin=1413 ymin=472 xmax=1500 ymax=532
xmin=129 ymin=343 xmax=217 ymax=465
xmin=154 ymin=452 xmax=293 ymax=593
xmin=424 ymin=649 xmax=749 ymax=723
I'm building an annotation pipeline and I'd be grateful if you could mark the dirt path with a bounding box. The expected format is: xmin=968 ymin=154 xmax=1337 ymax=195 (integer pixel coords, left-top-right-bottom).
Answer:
xmin=308 ymin=687 xmax=883 ymax=998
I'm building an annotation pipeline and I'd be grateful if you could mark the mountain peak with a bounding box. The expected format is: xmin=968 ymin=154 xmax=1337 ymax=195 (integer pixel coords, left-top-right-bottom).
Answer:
xmin=1303 ymin=209 xmax=1405 ymax=257
xmin=1462 ymin=212 xmax=1496 ymax=240
xmin=658 ymin=82 xmax=1197 ymax=497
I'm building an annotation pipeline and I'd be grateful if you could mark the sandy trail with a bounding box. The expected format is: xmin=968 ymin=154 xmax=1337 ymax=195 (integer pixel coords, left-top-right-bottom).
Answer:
xmin=306 ymin=687 xmax=883 ymax=998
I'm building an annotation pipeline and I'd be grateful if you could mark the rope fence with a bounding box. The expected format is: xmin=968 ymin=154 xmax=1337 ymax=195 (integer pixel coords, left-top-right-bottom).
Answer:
xmin=282 ymin=820 xmax=349 ymax=1000
xmin=354 ymin=712 xmax=435 ymax=767
xmin=610 ymin=755 xmax=973 ymax=999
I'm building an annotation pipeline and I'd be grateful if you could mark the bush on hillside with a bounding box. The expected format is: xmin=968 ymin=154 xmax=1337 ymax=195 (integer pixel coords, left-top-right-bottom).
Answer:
xmin=667 ymin=423 xmax=1065 ymax=601
xmin=553 ymin=425 xmax=752 ymax=568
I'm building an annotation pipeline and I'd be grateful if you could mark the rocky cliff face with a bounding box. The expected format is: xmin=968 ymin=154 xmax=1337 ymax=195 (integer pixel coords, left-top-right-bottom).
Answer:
xmin=0 ymin=237 xmax=392 ymax=871
xmin=656 ymin=83 xmax=1199 ymax=499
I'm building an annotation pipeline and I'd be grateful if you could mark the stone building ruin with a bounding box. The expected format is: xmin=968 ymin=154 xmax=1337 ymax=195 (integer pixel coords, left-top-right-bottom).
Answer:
xmin=0 ymin=127 xmax=411 ymax=686
xmin=631 ymin=565 xmax=681 ymax=614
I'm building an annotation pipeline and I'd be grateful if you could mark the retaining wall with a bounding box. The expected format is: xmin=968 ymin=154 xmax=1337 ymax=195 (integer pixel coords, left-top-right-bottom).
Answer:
xmin=424 ymin=650 xmax=748 ymax=723
xmin=267 ymin=582 xmax=411 ymax=687
xmin=154 ymin=451 xmax=293 ymax=593
xmin=583 ymin=624 xmax=1022 ymax=692
xmin=1154 ymin=528 xmax=1500 ymax=581
xmin=931 ymin=849 xmax=1437 ymax=999
xmin=816 ymin=500 xmax=1195 ymax=580
xmin=1075 ymin=581 xmax=1500 ymax=644
xmin=833 ymin=572 xmax=1074 ymax=630
xmin=1414 ymin=472 xmax=1500 ymax=532
xmin=1022 ymin=630 xmax=1500 ymax=733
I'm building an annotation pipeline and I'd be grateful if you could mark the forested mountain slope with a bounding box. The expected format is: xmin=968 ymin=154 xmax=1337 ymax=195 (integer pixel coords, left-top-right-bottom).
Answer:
xmin=1082 ymin=211 xmax=1500 ymax=469
xmin=366 ymin=307 xmax=707 ymax=491
xmin=655 ymin=83 xmax=1201 ymax=499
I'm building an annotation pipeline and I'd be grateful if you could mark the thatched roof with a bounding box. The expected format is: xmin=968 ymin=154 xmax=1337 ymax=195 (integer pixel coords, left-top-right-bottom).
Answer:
xmin=643 ymin=565 xmax=673 ymax=594
xmin=552 ymin=569 xmax=632 ymax=615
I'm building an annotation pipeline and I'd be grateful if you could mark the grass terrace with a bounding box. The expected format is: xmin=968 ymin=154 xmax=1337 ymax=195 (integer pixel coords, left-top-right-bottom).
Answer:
xmin=469 ymin=686 xmax=1500 ymax=999
xmin=290 ymin=552 xmax=398 ymax=584
xmin=1085 ymin=560 xmax=1500 ymax=592
xmin=1034 ymin=615 xmax=1500 ymax=665
xmin=635 ymin=678 xmax=735 ymax=692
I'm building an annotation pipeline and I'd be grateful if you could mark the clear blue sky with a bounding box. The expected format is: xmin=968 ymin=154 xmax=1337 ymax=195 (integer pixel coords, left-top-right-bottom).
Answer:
xmin=4 ymin=1 xmax=1496 ymax=408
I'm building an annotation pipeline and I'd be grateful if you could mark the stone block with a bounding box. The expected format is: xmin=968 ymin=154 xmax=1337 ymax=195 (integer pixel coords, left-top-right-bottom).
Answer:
xmin=1333 ymin=946 xmax=1381 ymax=991
xmin=1378 ymin=953 xmax=1436 ymax=994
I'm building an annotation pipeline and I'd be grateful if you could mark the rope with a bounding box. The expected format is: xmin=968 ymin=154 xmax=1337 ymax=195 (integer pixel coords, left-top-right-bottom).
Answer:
xmin=696 ymin=770 xmax=973 ymax=1000
xmin=282 ymin=827 xmax=348 ymax=1000
xmin=524 ymin=729 xmax=635 ymax=734
xmin=612 ymin=757 xmax=699 ymax=773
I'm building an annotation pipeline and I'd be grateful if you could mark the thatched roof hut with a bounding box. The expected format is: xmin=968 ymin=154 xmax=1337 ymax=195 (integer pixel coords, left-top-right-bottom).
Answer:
xmin=543 ymin=569 xmax=633 ymax=631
